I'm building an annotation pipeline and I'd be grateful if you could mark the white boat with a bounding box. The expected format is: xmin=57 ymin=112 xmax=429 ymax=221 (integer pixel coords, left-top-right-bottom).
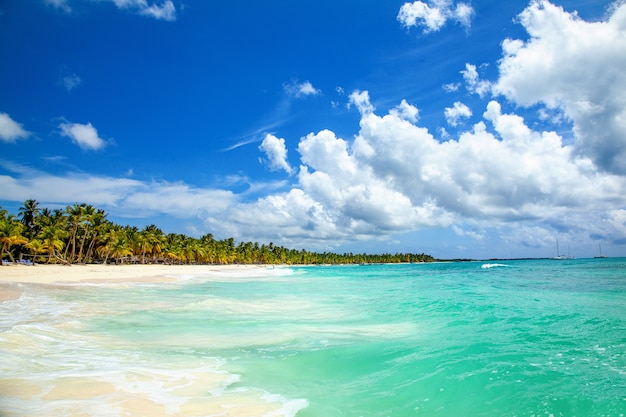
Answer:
xmin=552 ymin=240 xmax=574 ymax=260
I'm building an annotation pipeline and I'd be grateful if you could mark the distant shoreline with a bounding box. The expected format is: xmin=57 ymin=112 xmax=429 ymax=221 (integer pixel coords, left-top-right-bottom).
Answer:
xmin=1 ymin=257 xmax=617 ymax=302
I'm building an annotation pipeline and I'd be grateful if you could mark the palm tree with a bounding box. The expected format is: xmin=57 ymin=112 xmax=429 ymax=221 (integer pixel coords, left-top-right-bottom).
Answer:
xmin=18 ymin=199 xmax=40 ymax=238
xmin=2 ymin=200 xmax=438 ymax=266
xmin=75 ymin=204 xmax=96 ymax=263
xmin=64 ymin=203 xmax=84 ymax=262
xmin=200 ymin=233 xmax=217 ymax=263
xmin=96 ymin=225 xmax=124 ymax=264
xmin=83 ymin=210 xmax=109 ymax=263
xmin=0 ymin=216 xmax=28 ymax=263
xmin=24 ymin=239 xmax=46 ymax=264
xmin=38 ymin=224 xmax=67 ymax=264
xmin=139 ymin=225 xmax=165 ymax=263
xmin=109 ymin=235 xmax=133 ymax=264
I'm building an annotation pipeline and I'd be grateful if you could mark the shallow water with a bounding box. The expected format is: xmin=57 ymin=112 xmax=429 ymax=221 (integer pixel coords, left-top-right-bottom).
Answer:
xmin=1 ymin=259 xmax=625 ymax=416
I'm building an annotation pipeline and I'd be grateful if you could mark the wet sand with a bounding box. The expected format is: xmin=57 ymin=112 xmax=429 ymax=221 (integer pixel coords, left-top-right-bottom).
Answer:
xmin=0 ymin=264 xmax=267 ymax=301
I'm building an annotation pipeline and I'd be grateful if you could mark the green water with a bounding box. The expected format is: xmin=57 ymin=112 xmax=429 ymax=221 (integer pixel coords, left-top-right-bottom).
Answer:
xmin=1 ymin=259 xmax=625 ymax=416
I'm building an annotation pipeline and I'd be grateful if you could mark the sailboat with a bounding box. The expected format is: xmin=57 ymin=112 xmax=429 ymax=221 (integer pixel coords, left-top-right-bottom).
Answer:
xmin=552 ymin=240 xmax=574 ymax=260
xmin=594 ymin=243 xmax=608 ymax=258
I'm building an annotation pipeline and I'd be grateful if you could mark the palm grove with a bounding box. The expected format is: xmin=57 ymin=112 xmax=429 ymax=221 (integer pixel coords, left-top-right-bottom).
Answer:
xmin=0 ymin=199 xmax=434 ymax=266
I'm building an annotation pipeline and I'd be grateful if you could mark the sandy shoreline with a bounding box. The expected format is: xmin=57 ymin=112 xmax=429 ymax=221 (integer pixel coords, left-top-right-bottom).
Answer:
xmin=0 ymin=263 xmax=268 ymax=301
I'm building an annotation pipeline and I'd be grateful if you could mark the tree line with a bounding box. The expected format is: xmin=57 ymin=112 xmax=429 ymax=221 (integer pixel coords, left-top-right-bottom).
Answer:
xmin=0 ymin=199 xmax=435 ymax=265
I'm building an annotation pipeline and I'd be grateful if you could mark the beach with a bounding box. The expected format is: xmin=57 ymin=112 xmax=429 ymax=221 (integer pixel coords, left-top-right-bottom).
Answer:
xmin=0 ymin=262 xmax=308 ymax=417
xmin=0 ymin=263 xmax=266 ymax=301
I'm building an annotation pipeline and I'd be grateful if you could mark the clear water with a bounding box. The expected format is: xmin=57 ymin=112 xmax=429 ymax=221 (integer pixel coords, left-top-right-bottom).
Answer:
xmin=1 ymin=259 xmax=625 ymax=416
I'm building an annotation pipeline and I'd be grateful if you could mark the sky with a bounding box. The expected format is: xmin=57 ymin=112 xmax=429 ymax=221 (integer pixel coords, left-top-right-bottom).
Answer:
xmin=1 ymin=0 xmax=625 ymax=259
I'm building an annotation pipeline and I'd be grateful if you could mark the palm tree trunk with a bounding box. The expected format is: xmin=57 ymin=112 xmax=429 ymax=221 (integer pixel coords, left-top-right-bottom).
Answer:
xmin=84 ymin=234 xmax=98 ymax=264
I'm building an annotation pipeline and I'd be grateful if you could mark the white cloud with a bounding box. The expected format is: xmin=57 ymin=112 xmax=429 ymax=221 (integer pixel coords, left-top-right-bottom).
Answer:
xmin=0 ymin=113 xmax=29 ymax=142
xmin=216 ymin=92 xmax=624 ymax=248
xmin=444 ymin=101 xmax=472 ymax=126
xmin=284 ymin=80 xmax=321 ymax=98
xmin=123 ymin=182 xmax=234 ymax=217
xmin=259 ymin=133 xmax=293 ymax=174
xmin=390 ymin=99 xmax=419 ymax=123
xmin=0 ymin=162 xmax=235 ymax=220
xmin=462 ymin=63 xmax=491 ymax=97
xmin=111 ymin=0 xmax=176 ymax=21
xmin=44 ymin=0 xmax=176 ymax=20
xmin=59 ymin=121 xmax=106 ymax=150
xmin=348 ymin=90 xmax=375 ymax=115
xmin=398 ymin=0 xmax=474 ymax=32
xmin=453 ymin=2 xmax=474 ymax=28
xmin=297 ymin=81 xmax=320 ymax=97
xmin=442 ymin=82 xmax=460 ymax=92
xmin=494 ymin=0 xmax=626 ymax=174
xmin=139 ymin=0 xmax=176 ymax=21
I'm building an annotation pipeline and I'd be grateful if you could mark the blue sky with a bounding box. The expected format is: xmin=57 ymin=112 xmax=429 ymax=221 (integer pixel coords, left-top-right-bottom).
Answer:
xmin=1 ymin=0 xmax=625 ymax=259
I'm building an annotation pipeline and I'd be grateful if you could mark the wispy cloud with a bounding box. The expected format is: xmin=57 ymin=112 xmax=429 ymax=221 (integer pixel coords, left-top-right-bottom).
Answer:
xmin=138 ymin=0 xmax=176 ymax=21
xmin=222 ymin=118 xmax=288 ymax=152
xmin=42 ymin=0 xmax=177 ymax=20
xmin=111 ymin=0 xmax=177 ymax=21
xmin=44 ymin=0 xmax=71 ymax=13
xmin=284 ymin=80 xmax=321 ymax=98
xmin=0 ymin=161 xmax=235 ymax=220
xmin=60 ymin=73 xmax=82 ymax=91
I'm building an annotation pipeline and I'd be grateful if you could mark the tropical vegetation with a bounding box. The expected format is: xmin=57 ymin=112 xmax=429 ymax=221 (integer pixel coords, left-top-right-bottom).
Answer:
xmin=1 ymin=200 xmax=434 ymax=265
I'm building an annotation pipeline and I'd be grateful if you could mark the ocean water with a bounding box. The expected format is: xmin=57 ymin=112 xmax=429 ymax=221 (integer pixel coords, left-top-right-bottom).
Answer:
xmin=1 ymin=259 xmax=625 ymax=417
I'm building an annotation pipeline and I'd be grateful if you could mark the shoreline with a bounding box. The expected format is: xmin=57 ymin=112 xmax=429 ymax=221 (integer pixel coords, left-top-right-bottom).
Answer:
xmin=0 ymin=263 xmax=269 ymax=302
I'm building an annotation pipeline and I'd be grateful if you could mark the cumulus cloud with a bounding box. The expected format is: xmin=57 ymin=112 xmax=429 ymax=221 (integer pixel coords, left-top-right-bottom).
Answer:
xmin=494 ymin=0 xmax=626 ymax=174
xmin=390 ymin=99 xmax=419 ymax=123
xmin=0 ymin=113 xmax=30 ymax=143
xmin=398 ymin=0 xmax=474 ymax=32
xmin=462 ymin=63 xmax=492 ymax=97
xmin=348 ymin=90 xmax=375 ymax=115
xmin=259 ymin=133 xmax=293 ymax=174
xmin=284 ymin=80 xmax=321 ymax=98
xmin=228 ymin=92 xmax=622 ymax=248
xmin=111 ymin=0 xmax=177 ymax=21
xmin=59 ymin=121 xmax=106 ymax=150
xmin=444 ymin=101 xmax=472 ymax=126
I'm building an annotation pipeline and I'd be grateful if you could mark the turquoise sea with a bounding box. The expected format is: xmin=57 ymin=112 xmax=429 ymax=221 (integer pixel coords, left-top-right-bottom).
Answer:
xmin=1 ymin=259 xmax=625 ymax=416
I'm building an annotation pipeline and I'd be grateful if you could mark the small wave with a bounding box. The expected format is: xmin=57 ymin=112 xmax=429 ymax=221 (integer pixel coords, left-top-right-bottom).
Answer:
xmin=481 ymin=263 xmax=509 ymax=269
xmin=185 ymin=266 xmax=296 ymax=281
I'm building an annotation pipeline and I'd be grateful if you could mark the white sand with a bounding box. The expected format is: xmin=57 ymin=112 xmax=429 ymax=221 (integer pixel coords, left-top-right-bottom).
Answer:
xmin=0 ymin=262 xmax=297 ymax=417
xmin=0 ymin=263 xmax=266 ymax=301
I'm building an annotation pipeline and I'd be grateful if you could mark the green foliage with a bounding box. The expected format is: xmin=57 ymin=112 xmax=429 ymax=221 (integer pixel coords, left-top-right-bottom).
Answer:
xmin=1 ymin=200 xmax=435 ymax=265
